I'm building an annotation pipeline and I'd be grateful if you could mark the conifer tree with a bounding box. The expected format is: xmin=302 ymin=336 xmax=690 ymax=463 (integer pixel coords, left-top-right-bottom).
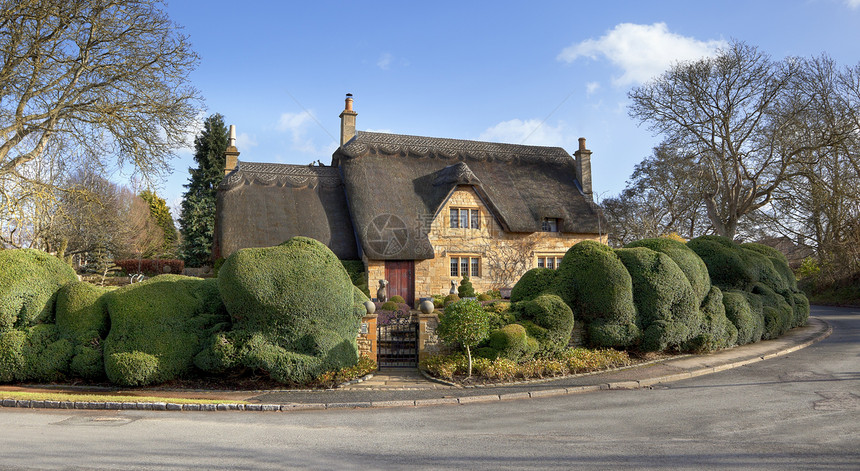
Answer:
xmin=179 ymin=114 xmax=228 ymax=267
xmin=140 ymin=190 xmax=177 ymax=256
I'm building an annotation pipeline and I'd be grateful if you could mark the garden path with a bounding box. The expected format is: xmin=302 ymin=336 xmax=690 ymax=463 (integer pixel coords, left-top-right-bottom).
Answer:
xmin=342 ymin=368 xmax=454 ymax=390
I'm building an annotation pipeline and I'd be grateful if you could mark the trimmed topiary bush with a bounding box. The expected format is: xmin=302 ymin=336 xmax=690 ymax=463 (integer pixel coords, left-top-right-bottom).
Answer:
xmin=741 ymin=243 xmax=798 ymax=292
xmin=510 ymin=268 xmax=557 ymax=303
xmin=687 ymin=236 xmax=786 ymax=293
xmin=438 ymin=300 xmax=492 ymax=377
xmin=443 ymin=293 xmax=460 ymax=307
xmin=550 ymin=241 xmax=639 ymax=348
xmin=0 ymin=249 xmax=78 ymax=331
xmin=21 ymin=324 xmax=73 ymax=382
xmin=380 ymin=301 xmax=399 ymax=311
xmin=103 ymin=275 xmax=228 ymax=386
xmin=458 ymin=276 xmax=476 ymax=298
xmin=194 ymin=330 xmax=246 ymax=374
xmin=484 ymin=324 xmax=538 ymax=362
xmin=751 ymin=283 xmax=793 ymax=339
xmin=477 ymin=293 xmax=493 ymax=302
xmin=512 ymin=294 xmax=575 ymax=354
xmin=54 ymin=281 xmax=111 ymax=380
xmin=340 ymin=260 xmax=370 ymax=298
xmin=0 ymin=329 xmax=26 ymax=382
xmin=687 ymin=286 xmax=738 ymax=352
xmin=388 ymin=295 xmax=405 ymax=304
xmin=625 ymin=237 xmax=711 ymax=304
xmin=216 ymin=237 xmax=364 ymax=384
xmin=723 ymin=290 xmax=764 ymax=345
xmin=616 ymin=247 xmax=701 ymax=352
xmin=791 ymin=292 xmax=810 ymax=327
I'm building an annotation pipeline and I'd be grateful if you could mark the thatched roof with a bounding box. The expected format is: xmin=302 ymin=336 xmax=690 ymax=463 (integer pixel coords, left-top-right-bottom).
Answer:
xmin=213 ymin=162 xmax=359 ymax=260
xmin=333 ymin=131 xmax=604 ymax=260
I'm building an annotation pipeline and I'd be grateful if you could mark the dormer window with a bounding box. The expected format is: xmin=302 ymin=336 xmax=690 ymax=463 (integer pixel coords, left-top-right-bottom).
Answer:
xmin=542 ymin=218 xmax=559 ymax=232
xmin=450 ymin=208 xmax=480 ymax=229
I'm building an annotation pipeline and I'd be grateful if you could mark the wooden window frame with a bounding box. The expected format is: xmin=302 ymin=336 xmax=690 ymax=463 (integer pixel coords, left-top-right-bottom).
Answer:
xmin=450 ymin=207 xmax=481 ymax=230
xmin=536 ymin=255 xmax=564 ymax=270
xmin=450 ymin=255 xmax=481 ymax=278
xmin=541 ymin=218 xmax=560 ymax=232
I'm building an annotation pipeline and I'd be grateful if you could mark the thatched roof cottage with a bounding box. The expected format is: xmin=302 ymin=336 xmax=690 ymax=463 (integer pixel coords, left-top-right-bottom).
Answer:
xmin=214 ymin=96 xmax=606 ymax=305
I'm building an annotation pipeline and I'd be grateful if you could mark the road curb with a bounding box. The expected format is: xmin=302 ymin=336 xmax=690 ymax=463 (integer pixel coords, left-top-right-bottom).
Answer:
xmin=0 ymin=318 xmax=832 ymax=413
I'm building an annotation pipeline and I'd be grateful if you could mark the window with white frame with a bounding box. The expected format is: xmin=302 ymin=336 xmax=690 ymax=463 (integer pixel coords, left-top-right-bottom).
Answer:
xmin=536 ymin=255 xmax=564 ymax=269
xmin=450 ymin=255 xmax=481 ymax=277
xmin=450 ymin=208 xmax=480 ymax=229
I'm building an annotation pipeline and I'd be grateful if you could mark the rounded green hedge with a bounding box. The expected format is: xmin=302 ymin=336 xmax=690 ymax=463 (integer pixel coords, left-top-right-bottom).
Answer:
xmin=510 ymin=268 xmax=557 ymax=303
xmin=512 ymin=293 xmax=574 ymax=354
xmin=625 ymin=238 xmax=711 ymax=304
xmin=688 ymin=286 xmax=738 ymax=352
xmin=722 ymin=290 xmax=764 ymax=345
xmin=55 ymin=282 xmax=111 ymax=381
xmin=484 ymin=324 xmax=538 ymax=362
xmin=216 ymin=237 xmax=363 ymax=383
xmin=0 ymin=249 xmax=77 ymax=331
xmin=687 ymin=236 xmax=786 ymax=293
xmin=750 ymin=283 xmax=793 ymax=339
xmin=103 ymin=275 xmax=228 ymax=386
xmin=615 ymin=247 xmax=700 ymax=352
xmin=741 ymin=243 xmax=798 ymax=292
xmin=550 ymin=241 xmax=639 ymax=348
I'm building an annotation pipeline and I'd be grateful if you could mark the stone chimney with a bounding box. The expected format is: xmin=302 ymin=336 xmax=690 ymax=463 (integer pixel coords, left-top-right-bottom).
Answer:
xmin=224 ymin=124 xmax=240 ymax=175
xmin=339 ymin=93 xmax=357 ymax=147
xmin=573 ymin=137 xmax=592 ymax=198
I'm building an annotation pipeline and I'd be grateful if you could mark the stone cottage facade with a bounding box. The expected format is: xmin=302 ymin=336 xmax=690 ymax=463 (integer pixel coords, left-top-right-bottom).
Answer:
xmin=213 ymin=96 xmax=606 ymax=305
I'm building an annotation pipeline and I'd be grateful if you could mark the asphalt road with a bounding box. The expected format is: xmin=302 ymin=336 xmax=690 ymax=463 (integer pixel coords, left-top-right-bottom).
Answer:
xmin=1 ymin=306 xmax=858 ymax=470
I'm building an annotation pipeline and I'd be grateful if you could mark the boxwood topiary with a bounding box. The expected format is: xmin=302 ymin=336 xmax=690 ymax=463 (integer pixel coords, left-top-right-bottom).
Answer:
xmin=741 ymin=243 xmax=798 ymax=292
xmin=722 ymin=290 xmax=764 ymax=345
xmin=458 ymin=276 xmax=476 ymax=298
xmin=340 ymin=260 xmax=370 ymax=298
xmin=0 ymin=329 xmax=26 ymax=382
xmin=389 ymin=295 xmax=405 ymax=304
xmin=687 ymin=286 xmax=737 ymax=352
xmin=103 ymin=275 xmax=228 ymax=386
xmin=55 ymin=281 xmax=110 ymax=342
xmin=750 ymin=283 xmax=793 ymax=339
xmin=512 ymin=293 xmax=574 ymax=355
xmin=687 ymin=236 xmax=786 ymax=293
xmin=444 ymin=293 xmax=460 ymax=307
xmin=380 ymin=301 xmax=399 ymax=311
xmin=216 ymin=237 xmax=364 ymax=384
xmin=485 ymin=324 xmax=538 ymax=362
xmin=549 ymin=241 xmax=638 ymax=348
xmin=0 ymin=249 xmax=78 ymax=331
xmin=615 ymin=247 xmax=702 ymax=352
xmin=625 ymin=237 xmax=711 ymax=304
xmin=510 ymin=268 xmax=557 ymax=303
xmin=21 ymin=324 xmax=73 ymax=382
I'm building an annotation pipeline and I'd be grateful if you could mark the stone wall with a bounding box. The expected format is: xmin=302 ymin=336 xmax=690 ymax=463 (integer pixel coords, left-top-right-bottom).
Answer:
xmin=357 ymin=314 xmax=377 ymax=362
xmin=364 ymin=186 xmax=606 ymax=302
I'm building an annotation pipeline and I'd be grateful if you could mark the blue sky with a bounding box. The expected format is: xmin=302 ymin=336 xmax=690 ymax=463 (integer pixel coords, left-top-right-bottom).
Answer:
xmin=155 ymin=0 xmax=860 ymax=215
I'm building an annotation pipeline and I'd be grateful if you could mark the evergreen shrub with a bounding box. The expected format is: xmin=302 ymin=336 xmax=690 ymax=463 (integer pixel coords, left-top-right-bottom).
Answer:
xmin=687 ymin=286 xmax=737 ymax=352
xmin=625 ymin=237 xmax=711 ymax=303
xmin=615 ymin=247 xmax=700 ymax=352
xmin=0 ymin=249 xmax=77 ymax=330
xmin=722 ymin=290 xmax=764 ymax=345
xmin=485 ymin=324 xmax=538 ymax=362
xmin=103 ymin=275 xmax=228 ymax=386
xmin=389 ymin=295 xmax=405 ymax=304
xmin=510 ymin=268 xmax=557 ymax=303
xmin=550 ymin=241 xmax=639 ymax=348
xmin=216 ymin=237 xmax=363 ymax=384
xmin=443 ymin=293 xmax=460 ymax=307
xmin=512 ymin=294 xmax=575 ymax=354
xmin=340 ymin=260 xmax=370 ymax=298
xmin=458 ymin=276 xmax=476 ymax=298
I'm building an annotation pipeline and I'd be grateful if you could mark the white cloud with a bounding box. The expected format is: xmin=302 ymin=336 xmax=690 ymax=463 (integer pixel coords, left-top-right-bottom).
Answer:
xmin=479 ymin=119 xmax=566 ymax=146
xmin=557 ymin=23 xmax=726 ymax=86
xmin=365 ymin=128 xmax=394 ymax=134
xmin=275 ymin=111 xmax=335 ymax=156
xmin=236 ymin=132 xmax=257 ymax=149
xmin=586 ymin=81 xmax=601 ymax=96
xmin=847 ymin=0 xmax=860 ymax=8
xmin=377 ymin=52 xmax=393 ymax=70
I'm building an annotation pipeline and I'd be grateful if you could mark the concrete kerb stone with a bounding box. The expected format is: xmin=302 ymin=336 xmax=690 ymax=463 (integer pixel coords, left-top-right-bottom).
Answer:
xmin=0 ymin=318 xmax=833 ymax=413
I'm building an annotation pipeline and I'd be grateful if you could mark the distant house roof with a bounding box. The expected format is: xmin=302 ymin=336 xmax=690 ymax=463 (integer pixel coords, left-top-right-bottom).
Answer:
xmin=214 ymin=162 xmax=359 ymax=260
xmin=333 ymin=131 xmax=605 ymax=261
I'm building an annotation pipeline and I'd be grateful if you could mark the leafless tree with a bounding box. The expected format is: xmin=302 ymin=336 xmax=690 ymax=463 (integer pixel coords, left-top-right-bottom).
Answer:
xmin=482 ymin=238 xmax=538 ymax=289
xmin=0 ymin=0 xmax=201 ymax=186
xmin=629 ymin=41 xmax=856 ymax=238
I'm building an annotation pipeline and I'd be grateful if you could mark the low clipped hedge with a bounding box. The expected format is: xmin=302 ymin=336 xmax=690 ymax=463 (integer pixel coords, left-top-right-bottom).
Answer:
xmin=510 ymin=268 xmax=557 ymax=303
xmin=616 ymin=247 xmax=700 ymax=352
xmin=511 ymin=293 xmax=574 ymax=355
xmin=481 ymin=324 xmax=538 ymax=362
xmin=103 ymin=275 xmax=228 ymax=386
xmin=550 ymin=241 xmax=639 ymax=348
xmin=0 ymin=249 xmax=77 ymax=330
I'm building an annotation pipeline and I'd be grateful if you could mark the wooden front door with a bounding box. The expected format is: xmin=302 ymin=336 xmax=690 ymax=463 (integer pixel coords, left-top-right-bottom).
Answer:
xmin=385 ymin=260 xmax=415 ymax=306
